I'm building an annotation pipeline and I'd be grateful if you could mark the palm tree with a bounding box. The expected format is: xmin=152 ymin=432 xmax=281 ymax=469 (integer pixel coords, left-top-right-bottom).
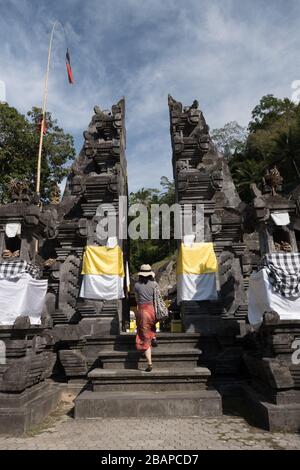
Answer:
xmin=129 ymin=187 xmax=159 ymax=208
xmin=230 ymin=158 xmax=266 ymax=201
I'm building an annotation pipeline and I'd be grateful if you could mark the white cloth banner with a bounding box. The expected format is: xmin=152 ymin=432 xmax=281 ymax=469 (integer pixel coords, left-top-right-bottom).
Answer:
xmin=80 ymin=274 xmax=124 ymax=300
xmin=106 ymin=237 xmax=118 ymax=248
xmin=5 ymin=223 xmax=21 ymax=238
xmin=271 ymin=212 xmax=290 ymax=226
xmin=183 ymin=234 xmax=195 ymax=247
xmin=126 ymin=262 xmax=130 ymax=291
xmin=248 ymin=268 xmax=300 ymax=326
xmin=0 ymin=273 xmax=48 ymax=325
xmin=177 ymin=273 xmax=218 ymax=303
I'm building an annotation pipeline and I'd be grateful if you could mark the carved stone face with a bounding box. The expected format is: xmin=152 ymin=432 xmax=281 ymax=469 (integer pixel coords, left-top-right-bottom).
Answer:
xmin=198 ymin=116 xmax=210 ymax=154
xmin=199 ymin=132 xmax=210 ymax=153
xmin=176 ymin=160 xmax=189 ymax=172
xmin=188 ymin=113 xmax=211 ymax=157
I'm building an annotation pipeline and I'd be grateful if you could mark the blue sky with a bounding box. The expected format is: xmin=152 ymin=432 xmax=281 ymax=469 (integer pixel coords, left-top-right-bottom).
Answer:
xmin=1 ymin=0 xmax=300 ymax=191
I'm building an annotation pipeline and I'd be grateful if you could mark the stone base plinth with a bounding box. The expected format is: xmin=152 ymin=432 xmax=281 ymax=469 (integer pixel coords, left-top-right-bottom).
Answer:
xmin=0 ymin=382 xmax=62 ymax=435
xmin=243 ymin=385 xmax=300 ymax=432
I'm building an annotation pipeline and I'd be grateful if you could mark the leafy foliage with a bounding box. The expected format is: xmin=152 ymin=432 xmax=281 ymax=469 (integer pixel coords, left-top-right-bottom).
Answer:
xmin=227 ymin=95 xmax=300 ymax=201
xmin=129 ymin=177 xmax=176 ymax=272
xmin=248 ymin=94 xmax=297 ymax=132
xmin=0 ymin=103 xmax=76 ymax=203
xmin=211 ymin=121 xmax=248 ymax=156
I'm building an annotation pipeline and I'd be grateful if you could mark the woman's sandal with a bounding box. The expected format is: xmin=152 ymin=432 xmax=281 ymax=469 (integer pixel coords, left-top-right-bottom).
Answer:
xmin=145 ymin=364 xmax=153 ymax=372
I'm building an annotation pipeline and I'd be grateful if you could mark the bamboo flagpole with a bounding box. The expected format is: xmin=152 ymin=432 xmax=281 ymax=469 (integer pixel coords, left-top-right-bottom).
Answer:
xmin=36 ymin=20 xmax=59 ymax=196
xmin=35 ymin=21 xmax=74 ymax=252
xmin=36 ymin=20 xmax=74 ymax=196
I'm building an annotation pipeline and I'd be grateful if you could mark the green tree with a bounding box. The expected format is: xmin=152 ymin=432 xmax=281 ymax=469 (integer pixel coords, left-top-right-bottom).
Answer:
xmin=268 ymin=113 xmax=300 ymax=192
xmin=230 ymin=157 xmax=267 ymax=201
xmin=129 ymin=177 xmax=176 ymax=273
xmin=159 ymin=176 xmax=175 ymax=204
xmin=0 ymin=103 xmax=75 ymax=202
xmin=229 ymin=95 xmax=300 ymax=201
xmin=211 ymin=121 xmax=248 ymax=156
xmin=129 ymin=187 xmax=160 ymax=207
xmin=248 ymin=94 xmax=296 ymax=133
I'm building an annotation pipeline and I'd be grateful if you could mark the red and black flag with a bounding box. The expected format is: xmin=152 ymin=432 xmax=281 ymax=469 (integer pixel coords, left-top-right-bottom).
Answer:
xmin=66 ymin=48 xmax=74 ymax=84
xmin=37 ymin=115 xmax=47 ymax=135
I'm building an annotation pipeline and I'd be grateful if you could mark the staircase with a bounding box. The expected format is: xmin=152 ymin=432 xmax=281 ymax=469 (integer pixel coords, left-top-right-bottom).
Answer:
xmin=74 ymin=333 xmax=222 ymax=418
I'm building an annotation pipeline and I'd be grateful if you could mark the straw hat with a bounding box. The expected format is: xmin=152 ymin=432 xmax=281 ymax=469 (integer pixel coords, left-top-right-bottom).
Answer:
xmin=138 ymin=264 xmax=155 ymax=278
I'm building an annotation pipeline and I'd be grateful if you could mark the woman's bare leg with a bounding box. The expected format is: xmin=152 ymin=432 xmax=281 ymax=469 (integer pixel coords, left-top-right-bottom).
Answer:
xmin=145 ymin=347 xmax=152 ymax=365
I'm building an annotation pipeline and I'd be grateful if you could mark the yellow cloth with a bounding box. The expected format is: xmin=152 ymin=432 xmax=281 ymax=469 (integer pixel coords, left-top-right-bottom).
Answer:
xmin=176 ymin=242 xmax=218 ymax=275
xmin=81 ymin=246 xmax=125 ymax=276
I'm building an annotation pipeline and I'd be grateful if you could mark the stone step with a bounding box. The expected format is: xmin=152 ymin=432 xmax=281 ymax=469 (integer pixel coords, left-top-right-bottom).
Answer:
xmin=74 ymin=388 xmax=222 ymax=418
xmin=84 ymin=332 xmax=202 ymax=354
xmin=97 ymin=349 xmax=201 ymax=369
xmin=88 ymin=367 xmax=210 ymax=391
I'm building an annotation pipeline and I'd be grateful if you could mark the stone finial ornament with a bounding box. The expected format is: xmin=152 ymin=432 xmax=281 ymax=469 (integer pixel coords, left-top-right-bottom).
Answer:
xmin=264 ymin=166 xmax=283 ymax=196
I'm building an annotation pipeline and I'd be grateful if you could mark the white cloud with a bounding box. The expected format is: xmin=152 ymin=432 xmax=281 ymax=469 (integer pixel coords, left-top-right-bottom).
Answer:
xmin=0 ymin=80 xmax=6 ymax=102
xmin=1 ymin=0 xmax=300 ymax=191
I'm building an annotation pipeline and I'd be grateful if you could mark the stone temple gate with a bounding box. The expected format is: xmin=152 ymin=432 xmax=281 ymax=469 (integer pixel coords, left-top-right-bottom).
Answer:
xmin=0 ymin=97 xmax=300 ymax=434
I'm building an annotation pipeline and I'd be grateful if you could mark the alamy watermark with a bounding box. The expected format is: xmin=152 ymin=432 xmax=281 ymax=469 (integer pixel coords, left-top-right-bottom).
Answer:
xmin=291 ymin=338 xmax=300 ymax=365
xmin=0 ymin=340 xmax=6 ymax=365
xmin=95 ymin=197 xmax=205 ymax=242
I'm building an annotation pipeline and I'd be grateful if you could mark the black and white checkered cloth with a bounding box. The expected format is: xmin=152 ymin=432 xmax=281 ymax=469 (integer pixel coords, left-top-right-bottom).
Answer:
xmin=0 ymin=260 xmax=41 ymax=280
xmin=259 ymin=253 xmax=300 ymax=298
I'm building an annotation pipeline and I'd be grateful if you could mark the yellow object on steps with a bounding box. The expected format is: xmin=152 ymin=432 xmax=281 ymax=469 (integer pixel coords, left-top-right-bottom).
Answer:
xmin=171 ymin=319 xmax=182 ymax=333
xmin=129 ymin=320 xmax=136 ymax=332
xmin=129 ymin=320 xmax=160 ymax=333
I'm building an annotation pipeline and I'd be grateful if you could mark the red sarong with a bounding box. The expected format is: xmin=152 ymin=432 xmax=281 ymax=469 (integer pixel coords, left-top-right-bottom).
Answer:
xmin=135 ymin=302 xmax=156 ymax=351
